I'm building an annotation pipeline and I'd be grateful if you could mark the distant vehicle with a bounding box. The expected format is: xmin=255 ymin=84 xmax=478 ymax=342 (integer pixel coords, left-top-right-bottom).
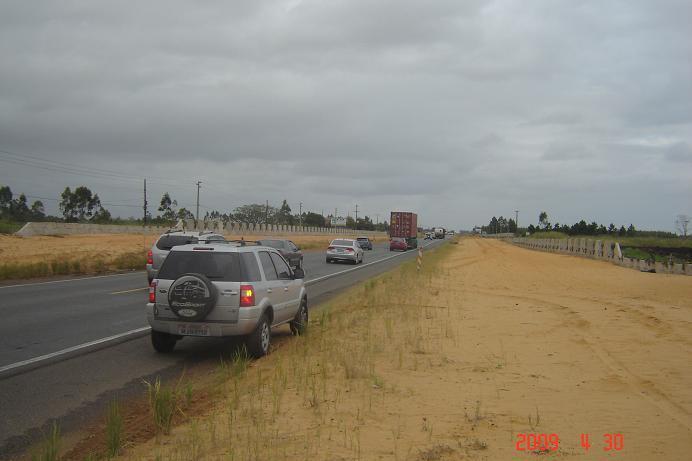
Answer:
xmin=355 ymin=236 xmax=373 ymax=250
xmin=433 ymin=228 xmax=446 ymax=239
xmin=326 ymin=238 xmax=364 ymax=264
xmin=447 ymin=230 xmax=455 ymax=236
xmin=147 ymin=242 xmax=307 ymax=357
xmin=389 ymin=237 xmax=408 ymax=251
xmin=390 ymin=211 xmax=418 ymax=249
xmin=424 ymin=232 xmax=433 ymax=240
xmin=257 ymin=239 xmax=303 ymax=268
xmin=147 ymin=230 xmax=226 ymax=283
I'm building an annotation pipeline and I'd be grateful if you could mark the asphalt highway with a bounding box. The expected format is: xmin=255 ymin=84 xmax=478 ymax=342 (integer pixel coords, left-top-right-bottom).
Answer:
xmin=0 ymin=238 xmax=445 ymax=455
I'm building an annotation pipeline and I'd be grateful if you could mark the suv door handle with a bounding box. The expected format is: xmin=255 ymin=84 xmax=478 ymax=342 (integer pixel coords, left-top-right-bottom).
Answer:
xmin=223 ymin=290 xmax=238 ymax=295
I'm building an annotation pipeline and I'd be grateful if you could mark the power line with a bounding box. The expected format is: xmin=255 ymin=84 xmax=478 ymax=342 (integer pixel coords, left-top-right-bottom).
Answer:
xmin=9 ymin=193 xmax=142 ymax=208
xmin=0 ymin=148 xmax=194 ymax=189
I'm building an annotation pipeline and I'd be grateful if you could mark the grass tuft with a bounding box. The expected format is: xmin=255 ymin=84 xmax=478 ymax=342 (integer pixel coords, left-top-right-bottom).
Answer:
xmin=31 ymin=421 xmax=60 ymax=461
xmin=144 ymin=377 xmax=177 ymax=435
xmin=0 ymin=251 xmax=146 ymax=281
xmin=105 ymin=399 xmax=123 ymax=458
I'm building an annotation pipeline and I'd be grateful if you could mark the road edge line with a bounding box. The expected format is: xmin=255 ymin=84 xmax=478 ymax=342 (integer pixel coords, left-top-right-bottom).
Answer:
xmin=0 ymin=327 xmax=151 ymax=379
xmin=305 ymin=241 xmax=435 ymax=286
xmin=0 ymin=271 xmax=144 ymax=290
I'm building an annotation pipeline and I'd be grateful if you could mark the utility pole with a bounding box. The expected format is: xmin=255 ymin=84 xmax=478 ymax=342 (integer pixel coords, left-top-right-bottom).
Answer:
xmin=195 ymin=180 xmax=202 ymax=228
xmin=515 ymin=210 xmax=519 ymax=235
xmin=143 ymin=178 xmax=148 ymax=226
xmin=265 ymin=200 xmax=269 ymax=225
xmin=299 ymin=202 xmax=303 ymax=229
xmin=354 ymin=204 xmax=358 ymax=231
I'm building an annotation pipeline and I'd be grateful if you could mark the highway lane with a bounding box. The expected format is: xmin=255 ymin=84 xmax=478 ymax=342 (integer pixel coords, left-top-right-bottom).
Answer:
xmin=0 ymin=240 xmax=401 ymax=367
xmin=0 ymin=237 xmax=445 ymax=455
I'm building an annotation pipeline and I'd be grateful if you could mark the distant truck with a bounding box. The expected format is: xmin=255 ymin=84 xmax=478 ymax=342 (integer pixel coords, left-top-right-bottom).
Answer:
xmin=434 ymin=227 xmax=446 ymax=239
xmin=390 ymin=211 xmax=418 ymax=249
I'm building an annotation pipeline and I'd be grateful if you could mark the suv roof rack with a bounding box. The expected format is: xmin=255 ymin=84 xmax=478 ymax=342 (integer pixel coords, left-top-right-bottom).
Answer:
xmin=227 ymin=239 xmax=262 ymax=247
xmin=163 ymin=229 xmax=221 ymax=235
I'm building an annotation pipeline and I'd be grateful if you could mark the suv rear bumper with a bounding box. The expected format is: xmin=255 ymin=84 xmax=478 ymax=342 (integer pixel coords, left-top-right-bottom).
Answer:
xmin=146 ymin=304 xmax=261 ymax=336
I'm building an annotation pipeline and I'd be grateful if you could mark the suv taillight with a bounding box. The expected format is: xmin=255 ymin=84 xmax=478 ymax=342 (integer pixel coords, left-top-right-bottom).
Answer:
xmin=240 ymin=285 xmax=255 ymax=307
xmin=149 ymin=280 xmax=157 ymax=303
xmin=147 ymin=250 xmax=153 ymax=265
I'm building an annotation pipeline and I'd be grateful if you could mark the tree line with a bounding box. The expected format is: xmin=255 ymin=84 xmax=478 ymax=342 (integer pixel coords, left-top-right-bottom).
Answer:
xmin=1 ymin=184 xmax=111 ymax=223
xmin=481 ymin=210 xmax=680 ymax=238
xmin=0 ymin=185 xmax=47 ymax=222
xmin=1 ymin=184 xmax=389 ymax=231
xmin=481 ymin=216 xmax=517 ymax=234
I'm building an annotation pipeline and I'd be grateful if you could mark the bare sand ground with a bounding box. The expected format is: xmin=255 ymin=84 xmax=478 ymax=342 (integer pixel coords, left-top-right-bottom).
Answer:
xmin=65 ymin=238 xmax=691 ymax=460
xmin=0 ymin=232 xmax=383 ymax=265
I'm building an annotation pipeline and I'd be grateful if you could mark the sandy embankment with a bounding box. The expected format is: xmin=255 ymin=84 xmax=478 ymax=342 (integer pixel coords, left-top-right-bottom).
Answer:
xmin=69 ymin=238 xmax=691 ymax=460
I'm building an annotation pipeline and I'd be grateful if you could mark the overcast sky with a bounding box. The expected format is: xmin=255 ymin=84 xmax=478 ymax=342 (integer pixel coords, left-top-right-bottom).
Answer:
xmin=1 ymin=0 xmax=690 ymax=231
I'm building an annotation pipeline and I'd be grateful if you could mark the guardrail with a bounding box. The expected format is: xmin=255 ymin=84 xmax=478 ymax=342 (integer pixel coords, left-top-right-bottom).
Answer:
xmin=512 ymin=237 xmax=691 ymax=276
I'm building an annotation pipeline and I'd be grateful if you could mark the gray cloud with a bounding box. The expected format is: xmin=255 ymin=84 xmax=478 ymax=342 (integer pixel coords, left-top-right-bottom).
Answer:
xmin=665 ymin=142 xmax=692 ymax=163
xmin=0 ymin=0 xmax=690 ymax=231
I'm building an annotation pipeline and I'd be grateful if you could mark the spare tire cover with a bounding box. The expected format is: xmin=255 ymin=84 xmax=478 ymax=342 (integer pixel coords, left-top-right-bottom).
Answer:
xmin=168 ymin=273 xmax=217 ymax=321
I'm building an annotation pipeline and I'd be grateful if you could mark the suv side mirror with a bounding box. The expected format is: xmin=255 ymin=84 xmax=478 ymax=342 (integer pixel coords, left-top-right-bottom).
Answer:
xmin=293 ymin=267 xmax=305 ymax=279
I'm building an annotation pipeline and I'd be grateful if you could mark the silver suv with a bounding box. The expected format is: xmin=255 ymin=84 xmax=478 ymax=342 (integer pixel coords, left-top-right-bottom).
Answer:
xmin=146 ymin=231 xmax=226 ymax=283
xmin=146 ymin=243 xmax=308 ymax=357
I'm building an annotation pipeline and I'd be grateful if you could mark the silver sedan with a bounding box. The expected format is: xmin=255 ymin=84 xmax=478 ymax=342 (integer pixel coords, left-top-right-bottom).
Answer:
xmin=325 ymin=238 xmax=364 ymax=264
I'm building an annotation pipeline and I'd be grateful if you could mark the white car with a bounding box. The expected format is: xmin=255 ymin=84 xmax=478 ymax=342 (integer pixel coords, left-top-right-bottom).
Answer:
xmin=325 ymin=238 xmax=364 ymax=264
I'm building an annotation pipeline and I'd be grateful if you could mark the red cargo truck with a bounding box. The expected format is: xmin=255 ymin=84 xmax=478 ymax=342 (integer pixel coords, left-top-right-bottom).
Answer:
xmin=390 ymin=211 xmax=418 ymax=250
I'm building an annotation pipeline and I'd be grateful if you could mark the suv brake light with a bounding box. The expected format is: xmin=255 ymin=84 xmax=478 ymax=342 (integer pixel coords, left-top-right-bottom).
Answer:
xmin=149 ymin=280 xmax=157 ymax=303
xmin=147 ymin=250 xmax=153 ymax=265
xmin=240 ymin=284 xmax=255 ymax=307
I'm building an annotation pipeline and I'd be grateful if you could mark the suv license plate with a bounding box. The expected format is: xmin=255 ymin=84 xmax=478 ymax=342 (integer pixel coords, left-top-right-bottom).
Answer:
xmin=178 ymin=324 xmax=210 ymax=336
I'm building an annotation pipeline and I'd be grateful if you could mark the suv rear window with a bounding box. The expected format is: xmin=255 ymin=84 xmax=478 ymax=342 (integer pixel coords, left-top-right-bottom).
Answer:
xmin=356 ymin=237 xmax=369 ymax=241
xmin=158 ymin=251 xmax=259 ymax=282
xmin=156 ymin=235 xmax=199 ymax=250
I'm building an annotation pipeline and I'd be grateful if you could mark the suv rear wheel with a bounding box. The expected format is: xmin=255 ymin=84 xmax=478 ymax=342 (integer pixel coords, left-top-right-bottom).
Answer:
xmin=290 ymin=298 xmax=308 ymax=336
xmin=246 ymin=313 xmax=271 ymax=358
xmin=151 ymin=330 xmax=177 ymax=353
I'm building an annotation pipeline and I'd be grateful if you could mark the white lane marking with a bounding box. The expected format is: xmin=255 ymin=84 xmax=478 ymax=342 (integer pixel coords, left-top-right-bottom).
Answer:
xmin=0 ymin=240 xmax=441 ymax=375
xmin=0 ymin=271 xmax=143 ymax=290
xmin=110 ymin=287 xmax=148 ymax=295
xmin=0 ymin=327 xmax=151 ymax=376
xmin=305 ymin=240 xmax=436 ymax=286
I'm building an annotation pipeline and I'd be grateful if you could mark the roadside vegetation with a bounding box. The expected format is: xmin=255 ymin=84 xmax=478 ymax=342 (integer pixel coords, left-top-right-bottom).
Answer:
xmin=481 ymin=211 xmax=692 ymax=263
xmin=0 ymin=233 xmax=385 ymax=281
xmin=0 ymin=218 xmax=24 ymax=234
xmin=58 ymin=241 xmax=472 ymax=460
